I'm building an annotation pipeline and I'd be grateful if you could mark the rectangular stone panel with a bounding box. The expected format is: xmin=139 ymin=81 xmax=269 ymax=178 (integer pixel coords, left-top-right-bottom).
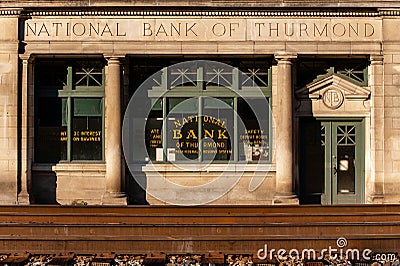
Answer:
xmin=24 ymin=17 xmax=382 ymax=42
xmin=0 ymin=18 xmax=18 ymax=41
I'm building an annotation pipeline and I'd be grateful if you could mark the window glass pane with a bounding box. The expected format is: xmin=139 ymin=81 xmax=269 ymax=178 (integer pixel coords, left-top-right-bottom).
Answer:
xmin=239 ymin=60 xmax=270 ymax=88
xmin=35 ymin=97 xmax=67 ymax=162
xmin=296 ymin=58 xmax=368 ymax=88
xmin=71 ymin=98 xmax=103 ymax=160
xmin=204 ymin=62 xmax=233 ymax=88
xmin=74 ymin=98 xmax=102 ymax=116
xmin=145 ymin=99 xmax=163 ymax=161
xmin=238 ymin=98 xmax=270 ymax=162
xmin=35 ymin=60 xmax=68 ymax=89
xmin=74 ymin=60 xmax=104 ymax=88
xmin=202 ymin=98 xmax=233 ymax=161
xmin=35 ymin=59 xmax=105 ymax=163
xmin=167 ymin=98 xmax=198 ymax=162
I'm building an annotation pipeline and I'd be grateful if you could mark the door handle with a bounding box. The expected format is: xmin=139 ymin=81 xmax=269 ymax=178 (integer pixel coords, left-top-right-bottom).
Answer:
xmin=332 ymin=164 xmax=337 ymax=175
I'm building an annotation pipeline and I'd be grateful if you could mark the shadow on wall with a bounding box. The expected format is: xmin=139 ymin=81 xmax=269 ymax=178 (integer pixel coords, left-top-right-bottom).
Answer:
xmin=31 ymin=171 xmax=58 ymax=204
xmin=30 ymin=167 xmax=148 ymax=205
xmin=125 ymin=163 xmax=148 ymax=205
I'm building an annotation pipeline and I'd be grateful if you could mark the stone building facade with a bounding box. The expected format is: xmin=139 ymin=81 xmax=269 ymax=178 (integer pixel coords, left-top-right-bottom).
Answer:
xmin=0 ymin=0 xmax=399 ymax=205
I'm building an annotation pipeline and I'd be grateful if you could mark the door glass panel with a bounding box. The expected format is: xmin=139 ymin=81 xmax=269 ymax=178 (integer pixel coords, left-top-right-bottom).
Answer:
xmin=336 ymin=125 xmax=356 ymax=194
xmin=321 ymin=124 xmax=326 ymax=147
xmin=337 ymin=146 xmax=356 ymax=194
xmin=337 ymin=125 xmax=356 ymax=145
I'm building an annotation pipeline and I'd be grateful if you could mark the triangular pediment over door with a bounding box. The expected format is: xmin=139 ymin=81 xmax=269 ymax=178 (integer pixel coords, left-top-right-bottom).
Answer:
xmin=295 ymin=73 xmax=371 ymax=117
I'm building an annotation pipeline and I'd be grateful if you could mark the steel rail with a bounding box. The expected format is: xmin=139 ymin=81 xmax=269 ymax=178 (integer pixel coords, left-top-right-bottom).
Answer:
xmin=0 ymin=205 xmax=399 ymax=255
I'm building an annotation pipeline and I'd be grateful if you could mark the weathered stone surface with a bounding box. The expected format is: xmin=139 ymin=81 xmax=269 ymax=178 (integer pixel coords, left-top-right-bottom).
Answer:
xmin=0 ymin=16 xmax=18 ymax=204
xmin=1 ymin=3 xmax=400 ymax=205
xmin=23 ymin=18 xmax=382 ymax=42
xmin=53 ymin=163 xmax=107 ymax=205
xmin=143 ymin=164 xmax=275 ymax=205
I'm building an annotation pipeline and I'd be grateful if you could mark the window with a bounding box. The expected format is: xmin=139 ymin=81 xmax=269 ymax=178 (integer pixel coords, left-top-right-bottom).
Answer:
xmin=296 ymin=57 xmax=369 ymax=89
xmin=35 ymin=59 xmax=105 ymax=163
xmin=143 ymin=59 xmax=272 ymax=163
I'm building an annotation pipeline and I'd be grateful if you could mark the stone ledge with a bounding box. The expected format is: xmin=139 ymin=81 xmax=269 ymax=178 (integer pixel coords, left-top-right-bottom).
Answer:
xmin=141 ymin=163 xmax=276 ymax=172
xmin=52 ymin=163 xmax=106 ymax=173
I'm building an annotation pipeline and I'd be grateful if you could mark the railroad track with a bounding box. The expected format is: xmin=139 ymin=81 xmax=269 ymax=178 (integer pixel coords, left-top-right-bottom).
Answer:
xmin=0 ymin=205 xmax=399 ymax=257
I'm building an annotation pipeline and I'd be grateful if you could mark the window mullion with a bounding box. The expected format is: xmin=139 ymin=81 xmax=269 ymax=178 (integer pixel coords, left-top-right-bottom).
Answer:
xmin=197 ymin=66 xmax=204 ymax=91
xmin=101 ymin=67 xmax=106 ymax=90
xmin=66 ymin=66 xmax=73 ymax=90
xmin=198 ymin=96 xmax=203 ymax=163
xmin=67 ymin=96 xmax=72 ymax=162
xmin=197 ymin=65 xmax=205 ymax=162
xmin=233 ymin=96 xmax=238 ymax=162
xmin=232 ymin=67 xmax=239 ymax=90
xmin=269 ymin=97 xmax=272 ymax=163
xmin=66 ymin=65 xmax=73 ymax=161
xmin=162 ymin=97 xmax=167 ymax=162
xmin=232 ymin=68 xmax=239 ymax=163
xmin=102 ymin=97 xmax=105 ymax=161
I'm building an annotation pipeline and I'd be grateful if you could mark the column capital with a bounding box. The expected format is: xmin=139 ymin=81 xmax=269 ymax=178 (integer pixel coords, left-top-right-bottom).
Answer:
xmin=370 ymin=54 xmax=384 ymax=64
xmin=274 ymin=52 xmax=297 ymax=63
xmin=104 ymin=56 xmax=125 ymax=65
xmin=19 ymin=54 xmax=34 ymax=63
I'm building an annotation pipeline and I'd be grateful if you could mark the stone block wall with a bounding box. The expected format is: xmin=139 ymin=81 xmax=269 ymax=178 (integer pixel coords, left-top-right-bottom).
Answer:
xmin=143 ymin=164 xmax=276 ymax=205
xmin=0 ymin=16 xmax=19 ymax=204
xmin=382 ymin=18 xmax=400 ymax=203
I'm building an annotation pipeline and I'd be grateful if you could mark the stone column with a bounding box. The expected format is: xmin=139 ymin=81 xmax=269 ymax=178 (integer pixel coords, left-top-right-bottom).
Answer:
xmin=103 ymin=56 xmax=127 ymax=204
xmin=274 ymin=53 xmax=298 ymax=204
xmin=369 ymin=54 xmax=385 ymax=202
xmin=18 ymin=55 xmax=33 ymax=204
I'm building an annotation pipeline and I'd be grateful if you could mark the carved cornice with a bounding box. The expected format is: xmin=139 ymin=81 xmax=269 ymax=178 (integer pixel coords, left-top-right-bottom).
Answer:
xmin=0 ymin=8 xmax=23 ymax=16
xmin=378 ymin=9 xmax=400 ymax=16
xmin=1 ymin=7 xmax=400 ymax=18
xmin=23 ymin=10 xmax=382 ymax=17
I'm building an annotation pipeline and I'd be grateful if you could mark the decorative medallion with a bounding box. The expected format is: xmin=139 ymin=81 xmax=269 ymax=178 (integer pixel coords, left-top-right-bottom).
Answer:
xmin=322 ymin=88 xmax=344 ymax=109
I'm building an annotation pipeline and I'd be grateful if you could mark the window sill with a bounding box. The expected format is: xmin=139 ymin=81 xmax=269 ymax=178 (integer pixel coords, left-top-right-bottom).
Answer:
xmin=32 ymin=162 xmax=106 ymax=173
xmin=53 ymin=162 xmax=106 ymax=173
xmin=140 ymin=163 xmax=276 ymax=172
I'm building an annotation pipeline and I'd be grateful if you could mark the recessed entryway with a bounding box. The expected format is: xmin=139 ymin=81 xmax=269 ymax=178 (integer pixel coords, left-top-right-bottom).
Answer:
xmin=299 ymin=118 xmax=364 ymax=204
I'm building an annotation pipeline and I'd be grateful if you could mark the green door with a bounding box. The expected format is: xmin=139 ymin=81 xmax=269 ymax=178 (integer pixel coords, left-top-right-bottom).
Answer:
xmin=300 ymin=119 xmax=364 ymax=204
xmin=322 ymin=121 xmax=364 ymax=204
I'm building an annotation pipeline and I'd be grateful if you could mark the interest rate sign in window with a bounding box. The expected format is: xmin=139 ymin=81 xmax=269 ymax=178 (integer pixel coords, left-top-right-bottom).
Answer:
xmin=34 ymin=59 xmax=105 ymax=163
